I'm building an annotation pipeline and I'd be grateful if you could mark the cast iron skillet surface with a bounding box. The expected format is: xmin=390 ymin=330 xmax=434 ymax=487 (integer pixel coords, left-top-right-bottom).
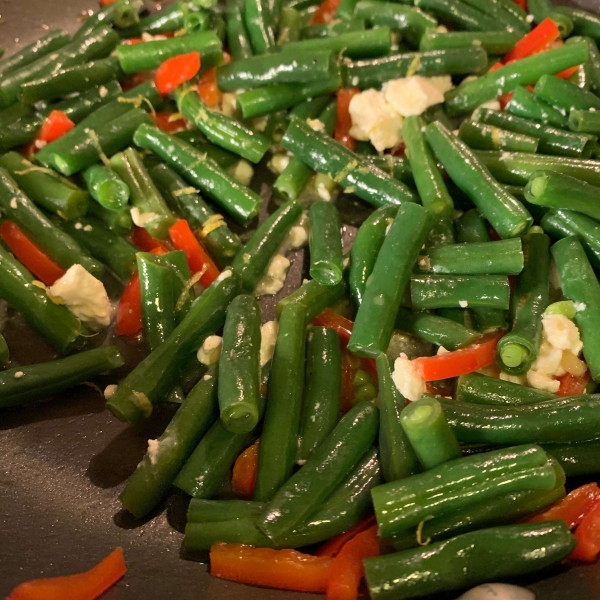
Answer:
xmin=1 ymin=1 xmax=600 ymax=598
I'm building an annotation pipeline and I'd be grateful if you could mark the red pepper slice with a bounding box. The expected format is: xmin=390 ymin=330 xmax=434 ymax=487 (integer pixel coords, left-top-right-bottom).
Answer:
xmin=131 ymin=226 xmax=170 ymax=253
xmin=37 ymin=110 xmax=75 ymax=145
xmin=504 ymin=18 xmax=560 ymax=63
xmin=197 ymin=66 xmax=221 ymax=108
xmin=335 ymin=88 xmax=359 ymax=151
xmin=152 ymin=112 xmax=188 ymax=133
xmin=512 ymin=0 xmax=527 ymax=9
xmin=528 ymin=483 xmax=600 ymax=530
xmin=168 ymin=219 xmax=220 ymax=287
xmin=412 ymin=331 xmax=504 ymax=381
xmin=210 ymin=543 xmax=332 ymax=592
xmin=0 ymin=220 xmax=65 ymax=286
xmin=315 ymin=515 xmax=377 ymax=558
xmin=7 ymin=547 xmax=126 ymax=600
xmin=313 ymin=308 xmax=353 ymax=344
xmin=116 ymin=273 xmax=142 ymax=337
xmin=571 ymin=499 xmax=600 ymax=562
xmin=309 ymin=0 xmax=341 ymax=25
xmin=100 ymin=0 xmax=118 ymax=5
xmin=155 ymin=52 xmax=201 ymax=96
xmin=231 ymin=439 xmax=259 ymax=499
xmin=326 ymin=525 xmax=380 ymax=600
xmin=557 ymin=371 xmax=591 ymax=397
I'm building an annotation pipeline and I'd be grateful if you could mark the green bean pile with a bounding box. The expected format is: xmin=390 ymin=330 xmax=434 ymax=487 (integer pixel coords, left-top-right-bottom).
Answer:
xmin=4 ymin=0 xmax=600 ymax=597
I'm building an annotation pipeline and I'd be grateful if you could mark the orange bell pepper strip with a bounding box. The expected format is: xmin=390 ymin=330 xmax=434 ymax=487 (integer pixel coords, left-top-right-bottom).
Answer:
xmin=571 ymin=499 xmax=600 ymax=562
xmin=210 ymin=543 xmax=333 ymax=593
xmin=528 ymin=483 xmax=600 ymax=530
xmin=557 ymin=371 xmax=591 ymax=397
xmin=309 ymin=0 xmax=341 ymax=25
xmin=335 ymin=88 xmax=359 ymax=151
xmin=168 ymin=219 xmax=220 ymax=287
xmin=131 ymin=226 xmax=170 ymax=253
xmin=504 ymin=18 xmax=560 ymax=63
xmin=100 ymin=0 xmax=118 ymax=5
xmin=0 ymin=220 xmax=65 ymax=286
xmin=155 ymin=52 xmax=201 ymax=96
xmin=412 ymin=331 xmax=504 ymax=381
xmin=152 ymin=112 xmax=188 ymax=133
xmin=8 ymin=547 xmax=126 ymax=600
xmin=316 ymin=515 xmax=377 ymax=558
xmin=232 ymin=439 xmax=259 ymax=499
xmin=37 ymin=110 xmax=75 ymax=146
xmin=326 ymin=525 xmax=380 ymax=600
xmin=313 ymin=308 xmax=353 ymax=344
xmin=197 ymin=67 xmax=221 ymax=107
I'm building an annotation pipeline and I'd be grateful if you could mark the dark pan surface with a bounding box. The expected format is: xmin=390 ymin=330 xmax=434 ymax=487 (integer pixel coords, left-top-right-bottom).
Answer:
xmin=1 ymin=1 xmax=600 ymax=598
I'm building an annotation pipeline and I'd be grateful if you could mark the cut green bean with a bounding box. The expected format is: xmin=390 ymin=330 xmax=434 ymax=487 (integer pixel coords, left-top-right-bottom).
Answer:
xmin=419 ymin=29 xmax=522 ymax=54
xmin=226 ymin=0 xmax=253 ymax=60
xmin=528 ymin=0 xmax=573 ymax=37
xmin=507 ymin=85 xmax=568 ymax=128
xmin=348 ymin=204 xmax=431 ymax=359
xmin=534 ymin=73 xmax=600 ymax=112
xmin=308 ymin=201 xmax=343 ymax=286
xmin=300 ymin=18 xmax=365 ymax=40
xmin=276 ymin=275 xmax=348 ymax=321
xmin=569 ymin=109 xmax=600 ymax=135
xmin=415 ymin=0 xmax=508 ymax=32
xmin=82 ymin=165 xmax=130 ymax=211
xmin=543 ymin=439 xmax=600 ymax=477
xmin=244 ymin=0 xmax=276 ymax=54
xmin=88 ymin=201 xmax=133 ymax=235
xmin=555 ymin=6 xmax=600 ymax=44
xmin=459 ymin=120 xmax=539 ymax=154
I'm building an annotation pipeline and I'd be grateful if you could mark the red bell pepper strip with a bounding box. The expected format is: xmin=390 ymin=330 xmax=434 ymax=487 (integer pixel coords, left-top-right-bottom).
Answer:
xmin=309 ymin=0 xmax=341 ymax=25
xmin=152 ymin=112 xmax=188 ymax=133
xmin=100 ymin=0 xmax=117 ymax=5
xmin=557 ymin=371 xmax=591 ymax=397
xmin=116 ymin=273 xmax=142 ymax=337
xmin=210 ymin=543 xmax=333 ymax=593
xmin=131 ymin=226 xmax=170 ymax=253
xmin=232 ymin=439 xmax=259 ymax=499
xmin=326 ymin=525 xmax=380 ymax=600
xmin=155 ymin=52 xmax=201 ymax=96
xmin=197 ymin=67 xmax=221 ymax=108
xmin=335 ymin=88 xmax=359 ymax=151
xmin=37 ymin=110 xmax=75 ymax=146
xmin=528 ymin=483 xmax=600 ymax=530
xmin=571 ymin=499 xmax=600 ymax=562
xmin=316 ymin=515 xmax=377 ymax=558
xmin=313 ymin=309 xmax=353 ymax=344
xmin=557 ymin=65 xmax=580 ymax=79
xmin=0 ymin=220 xmax=65 ymax=286
xmin=504 ymin=18 xmax=560 ymax=63
xmin=7 ymin=547 xmax=126 ymax=600
xmin=168 ymin=219 xmax=220 ymax=287
xmin=340 ymin=350 xmax=356 ymax=414
xmin=412 ymin=331 xmax=504 ymax=381
xmin=512 ymin=0 xmax=527 ymax=10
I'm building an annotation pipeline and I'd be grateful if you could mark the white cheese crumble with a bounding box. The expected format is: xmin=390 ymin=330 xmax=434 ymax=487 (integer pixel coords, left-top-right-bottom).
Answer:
xmin=220 ymin=92 xmax=238 ymax=118
xmin=269 ymin=153 xmax=290 ymax=174
xmin=279 ymin=212 xmax=309 ymax=254
xmin=130 ymin=207 xmax=160 ymax=228
xmin=426 ymin=75 xmax=454 ymax=95
xmin=215 ymin=269 xmax=233 ymax=283
xmin=49 ymin=264 xmax=112 ymax=329
xmin=260 ymin=321 xmax=279 ymax=366
xmin=383 ymin=76 xmax=445 ymax=117
xmin=197 ymin=335 xmax=223 ymax=365
xmin=307 ymin=118 xmax=325 ymax=132
xmin=477 ymin=99 xmax=502 ymax=111
xmin=10 ymin=198 xmax=17 ymax=209
xmin=317 ymin=181 xmax=332 ymax=201
xmin=459 ymin=300 xmax=469 ymax=308
xmin=104 ymin=384 xmax=118 ymax=399
xmin=14 ymin=371 xmax=24 ymax=379
xmin=147 ymin=439 xmax=160 ymax=465
xmin=392 ymin=353 xmax=426 ymax=402
xmin=254 ymin=254 xmax=291 ymax=297
xmin=230 ymin=160 xmax=254 ymax=186
xmin=457 ymin=583 xmax=535 ymax=600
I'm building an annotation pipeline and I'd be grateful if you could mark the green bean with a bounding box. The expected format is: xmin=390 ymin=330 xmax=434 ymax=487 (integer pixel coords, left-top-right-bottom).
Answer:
xmin=281 ymin=117 xmax=418 ymax=209
xmin=426 ymin=122 xmax=532 ymax=239
xmin=554 ymin=6 xmax=600 ymax=42
xmin=0 ymin=347 xmax=123 ymax=409
xmin=395 ymin=308 xmax=481 ymax=351
xmin=552 ymin=236 xmax=600 ymax=382
xmin=400 ymin=396 xmax=462 ymax=470
xmin=507 ymin=85 xmax=569 ymax=129
xmin=365 ymin=522 xmax=575 ymax=600
xmin=419 ymin=29 xmax=522 ymax=54
xmin=415 ymin=0 xmax=509 ymax=32
xmin=349 ymin=204 xmax=431 ymax=359
xmin=343 ymin=47 xmax=487 ymax=89
xmin=236 ymin=73 xmax=342 ymax=118
xmin=454 ymin=208 xmax=490 ymax=244
xmin=73 ymin=4 xmax=117 ymax=39
xmin=298 ymin=327 xmax=342 ymax=462
xmin=534 ymin=74 xmax=600 ymax=114
xmin=0 ymin=30 xmax=70 ymax=79
xmin=82 ymin=165 xmax=130 ymax=211
xmin=122 ymin=1 xmax=193 ymax=36
xmin=354 ymin=2 xmax=437 ymax=48
xmin=459 ymin=120 xmax=539 ymax=154
xmin=476 ymin=149 xmax=600 ymax=187
xmin=187 ymin=498 xmax=265 ymax=523
xmin=106 ymin=271 xmax=241 ymax=425
xmin=289 ymin=95 xmax=332 ymax=120
xmin=543 ymin=439 xmax=600 ymax=477
xmin=60 ymin=217 xmax=137 ymax=282
xmin=0 ymin=152 xmax=89 ymax=221
xmin=110 ymin=148 xmax=175 ymax=239
xmin=253 ymin=304 xmax=307 ymax=502
xmin=411 ymin=275 xmax=511 ymax=311
xmin=568 ymin=37 xmax=600 ymax=95
xmin=0 ymin=245 xmax=83 ymax=354
xmin=403 ymin=116 xmax=454 ymax=248
xmin=148 ymin=162 xmax=241 ymax=267
xmin=226 ymin=0 xmax=253 ymax=60
xmin=300 ymin=18 xmax=364 ymax=40
xmin=113 ymin=0 xmax=144 ymax=28
xmin=569 ymin=109 xmax=600 ymax=135
xmin=377 ymin=353 xmax=421 ymax=482
xmin=117 ymin=31 xmax=223 ymax=74
xmin=276 ymin=275 xmax=348 ymax=321
xmin=88 ymin=201 xmax=133 ymax=235
xmin=456 ymin=372 xmax=555 ymax=406
xmin=445 ymin=41 xmax=590 ymax=116
xmin=0 ymin=167 xmax=102 ymax=276
xmin=176 ymin=89 xmax=270 ymax=163
xmin=308 ymin=201 xmax=343 ymax=286
xmin=19 ymin=56 xmax=122 ymax=105
xmin=134 ymin=124 xmax=261 ymax=226
xmin=244 ymin=0 xmax=276 ymax=54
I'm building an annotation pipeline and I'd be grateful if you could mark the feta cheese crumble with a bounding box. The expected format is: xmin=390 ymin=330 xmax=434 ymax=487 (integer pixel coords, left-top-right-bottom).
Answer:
xmin=384 ymin=76 xmax=446 ymax=117
xmin=392 ymin=353 xmax=426 ymax=402
xmin=254 ymin=254 xmax=291 ymax=296
xmin=104 ymin=384 xmax=118 ymax=399
xmin=49 ymin=264 xmax=112 ymax=329
xmin=197 ymin=335 xmax=223 ymax=365
xmin=260 ymin=321 xmax=279 ymax=366
xmin=130 ymin=207 xmax=160 ymax=228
